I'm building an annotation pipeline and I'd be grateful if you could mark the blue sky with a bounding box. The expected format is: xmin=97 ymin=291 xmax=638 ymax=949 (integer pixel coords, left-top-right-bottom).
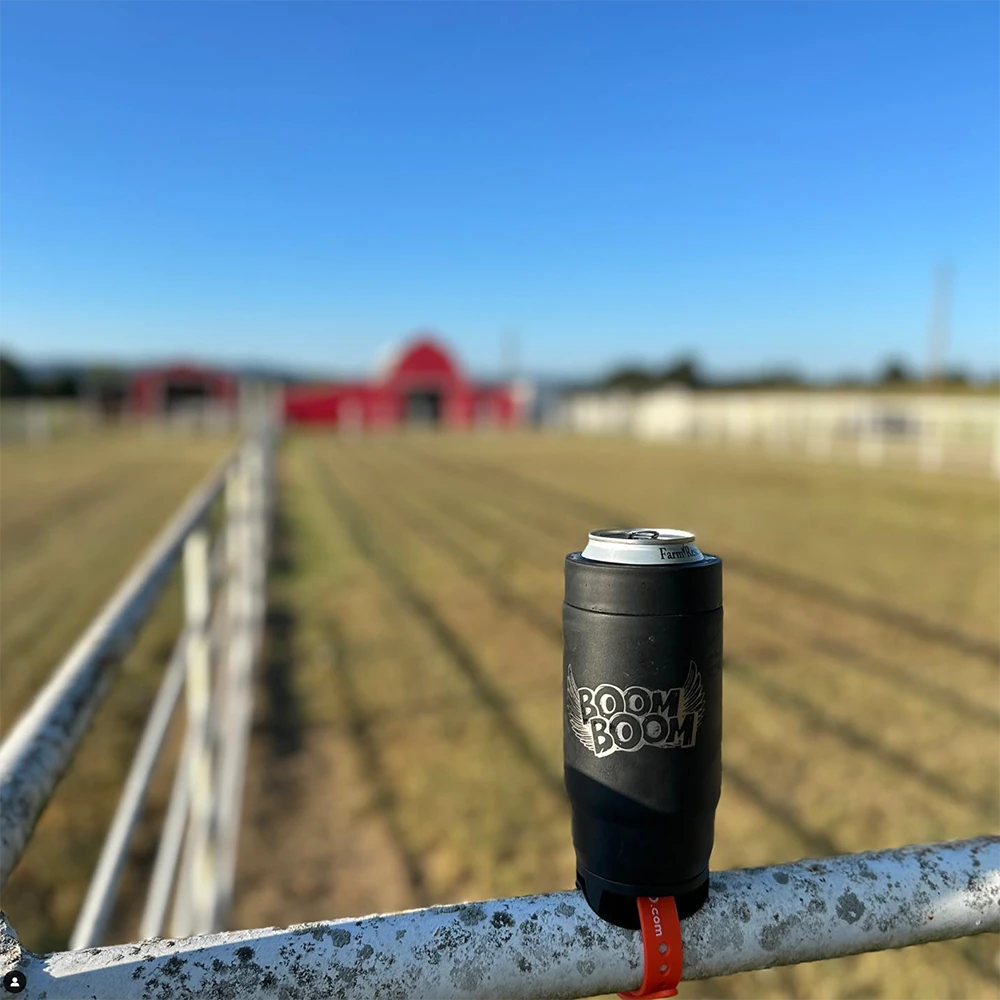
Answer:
xmin=2 ymin=2 xmax=997 ymax=379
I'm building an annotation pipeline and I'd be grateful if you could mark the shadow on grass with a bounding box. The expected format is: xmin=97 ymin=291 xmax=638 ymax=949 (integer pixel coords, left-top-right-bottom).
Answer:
xmin=257 ymin=503 xmax=305 ymax=770
xmin=351 ymin=445 xmax=999 ymax=820
xmin=327 ymin=440 xmax=1000 ymax=988
xmin=311 ymin=453 xmax=565 ymax=802
xmin=349 ymin=448 xmax=561 ymax=646
xmin=261 ymin=605 xmax=301 ymax=759
xmin=405 ymin=446 xmax=1000 ymax=666
xmin=324 ymin=620 xmax=430 ymax=905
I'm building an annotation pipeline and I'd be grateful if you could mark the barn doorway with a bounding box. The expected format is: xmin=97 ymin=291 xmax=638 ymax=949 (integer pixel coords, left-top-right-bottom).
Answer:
xmin=406 ymin=390 xmax=442 ymax=425
xmin=94 ymin=385 xmax=127 ymax=421
xmin=164 ymin=381 xmax=210 ymax=412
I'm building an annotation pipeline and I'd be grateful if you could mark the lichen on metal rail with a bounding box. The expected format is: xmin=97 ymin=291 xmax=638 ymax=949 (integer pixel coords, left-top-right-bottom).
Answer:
xmin=1 ymin=836 xmax=996 ymax=1000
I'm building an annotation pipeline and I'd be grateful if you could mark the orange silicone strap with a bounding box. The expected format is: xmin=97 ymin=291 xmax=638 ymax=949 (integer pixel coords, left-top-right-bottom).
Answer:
xmin=618 ymin=896 xmax=683 ymax=999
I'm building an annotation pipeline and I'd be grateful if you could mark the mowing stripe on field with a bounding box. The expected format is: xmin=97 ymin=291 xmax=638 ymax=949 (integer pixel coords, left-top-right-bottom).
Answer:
xmin=307 ymin=449 xmax=566 ymax=802
xmin=244 ymin=443 xmax=438 ymax=922
xmin=1 ymin=476 xmax=125 ymax=565
xmin=346 ymin=446 xmax=562 ymax=646
xmin=363 ymin=434 xmax=1000 ymax=792
xmin=2 ymin=491 xmax=194 ymax=654
xmin=332 ymin=443 xmax=986 ymax=838
xmin=324 ymin=446 xmax=856 ymax=854
xmin=725 ymin=661 xmax=997 ymax=817
xmin=402 ymin=443 xmax=999 ymax=666
xmin=378 ymin=440 xmax=1000 ymax=716
xmin=299 ymin=438 xmax=1000 ymax=988
xmin=324 ymin=619 xmax=431 ymax=905
xmin=727 ymin=585 xmax=1000 ymax=729
xmin=351 ymin=440 xmax=996 ymax=819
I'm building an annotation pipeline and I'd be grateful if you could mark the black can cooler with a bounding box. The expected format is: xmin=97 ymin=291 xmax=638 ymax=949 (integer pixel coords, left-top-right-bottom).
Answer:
xmin=563 ymin=528 xmax=723 ymax=928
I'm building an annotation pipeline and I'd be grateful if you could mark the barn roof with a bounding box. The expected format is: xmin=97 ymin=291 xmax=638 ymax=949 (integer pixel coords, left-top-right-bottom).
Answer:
xmin=377 ymin=336 xmax=463 ymax=385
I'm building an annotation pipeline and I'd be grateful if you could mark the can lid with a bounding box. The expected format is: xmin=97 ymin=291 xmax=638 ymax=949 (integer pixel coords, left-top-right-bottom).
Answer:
xmin=582 ymin=528 xmax=705 ymax=566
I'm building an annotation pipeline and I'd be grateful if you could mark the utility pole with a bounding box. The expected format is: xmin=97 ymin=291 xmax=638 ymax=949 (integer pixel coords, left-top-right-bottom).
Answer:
xmin=501 ymin=330 xmax=520 ymax=381
xmin=926 ymin=261 xmax=954 ymax=382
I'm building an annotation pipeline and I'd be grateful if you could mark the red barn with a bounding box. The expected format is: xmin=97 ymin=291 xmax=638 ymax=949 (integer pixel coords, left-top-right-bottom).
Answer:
xmin=283 ymin=337 xmax=524 ymax=429
xmin=129 ymin=363 xmax=238 ymax=416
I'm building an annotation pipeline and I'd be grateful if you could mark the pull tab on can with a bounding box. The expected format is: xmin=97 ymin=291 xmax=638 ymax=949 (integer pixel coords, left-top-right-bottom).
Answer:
xmin=582 ymin=528 xmax=705 ymax=566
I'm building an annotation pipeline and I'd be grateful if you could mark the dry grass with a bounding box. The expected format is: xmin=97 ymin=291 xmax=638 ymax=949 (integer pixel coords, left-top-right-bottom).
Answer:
xmin=0 ymin=430 xmax=232 ymax=952
xmin=233 ymin=431 xmax=998 ymax=1000
xmin=2 ymin=428 xmax=997 ymax=999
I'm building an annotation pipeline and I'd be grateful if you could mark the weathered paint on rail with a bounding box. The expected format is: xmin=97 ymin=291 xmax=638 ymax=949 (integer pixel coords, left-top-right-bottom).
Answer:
xmin=2 ymin=837 xmax=996 ymax=999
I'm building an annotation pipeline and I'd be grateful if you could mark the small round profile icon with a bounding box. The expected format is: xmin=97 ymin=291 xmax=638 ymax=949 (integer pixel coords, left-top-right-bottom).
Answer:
xmin=2 ymin=970 xmax=26 ymax=994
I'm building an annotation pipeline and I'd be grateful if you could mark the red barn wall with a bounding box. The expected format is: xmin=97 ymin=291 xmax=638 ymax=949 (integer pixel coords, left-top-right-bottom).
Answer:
xmin=129 ymin=364 xmax=238 ymax=416
xmin=283 ymin=338 xmax=523 ymax=429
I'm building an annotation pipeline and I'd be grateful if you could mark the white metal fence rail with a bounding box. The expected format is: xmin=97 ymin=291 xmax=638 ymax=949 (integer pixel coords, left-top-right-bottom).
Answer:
xmin=0 ymin=837 xmax=996 ymax=999
xmin=0 ymin=421 xmax=997 ymax=999
xmin=0 ymin=426 xmax=273 ymax=949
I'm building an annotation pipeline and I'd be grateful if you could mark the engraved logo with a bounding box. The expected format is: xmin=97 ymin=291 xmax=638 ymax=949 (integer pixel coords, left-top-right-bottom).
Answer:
xmin=567 ymin=662 xmax=705 ymax=758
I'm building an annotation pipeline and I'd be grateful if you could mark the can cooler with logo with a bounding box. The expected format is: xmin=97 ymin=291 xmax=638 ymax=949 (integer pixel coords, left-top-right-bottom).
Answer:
xmin=563 ymin=528 xmax=723 ymax=927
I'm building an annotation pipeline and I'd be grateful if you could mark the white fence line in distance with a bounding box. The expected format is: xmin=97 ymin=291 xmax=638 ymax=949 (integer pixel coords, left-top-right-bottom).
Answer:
xmin=559 ymin=389 xmax=1000 ymax=477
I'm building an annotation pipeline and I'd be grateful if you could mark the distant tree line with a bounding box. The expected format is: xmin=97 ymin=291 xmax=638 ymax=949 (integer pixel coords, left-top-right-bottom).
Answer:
xmin=596 ymin=355 xmax=995 ymax=393
xmin=3 ymin=349 xmax=994 ymax=400
xmin=0 ymin=354 xmax=127 ymax=399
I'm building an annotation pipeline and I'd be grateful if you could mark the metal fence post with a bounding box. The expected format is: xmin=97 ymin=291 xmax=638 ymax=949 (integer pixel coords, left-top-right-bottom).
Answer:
xmin=858 ymin=404 xmax=884 ymax=467
xmin=25 ymin=400 xmax=51 ymax=444
xmin=212 ymin=443 xmax=259 ymax=926
xmin=919 ymin=416 xmax=944 ymax=472
xmin=68 ymin=633 xmax=189 ymax=950
xmin=0 ymin=431 xmax=273 ymax=945
xmin=138 ymin=729 xmax=194 ymax=939
xmin=0 ymin=458 xmax=230 ymax=891
xmin=806 ymin=402 xmax=834 ymax=461
xmin=170 ymin=527 xmax=214 ymax=937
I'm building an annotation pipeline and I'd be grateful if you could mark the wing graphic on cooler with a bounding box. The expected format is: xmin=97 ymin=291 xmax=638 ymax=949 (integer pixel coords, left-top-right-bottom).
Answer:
xmin=566 ymin=668 xmax=595 ymax=753
xmin=680 ymin=661 xmax=706 ymax=731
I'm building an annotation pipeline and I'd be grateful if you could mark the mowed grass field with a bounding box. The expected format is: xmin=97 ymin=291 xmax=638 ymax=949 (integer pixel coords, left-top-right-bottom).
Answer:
xmin=232 ymin=431 xmax=999 ymax=1000
xmin=0 ymin=430 xmax=233 ymax=952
